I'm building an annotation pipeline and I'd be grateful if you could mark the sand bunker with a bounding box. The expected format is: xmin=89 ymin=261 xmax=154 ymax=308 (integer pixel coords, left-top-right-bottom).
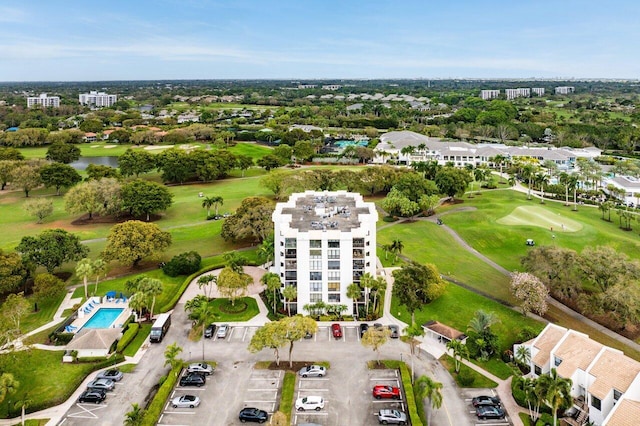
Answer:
xmin=497 ymin=205 xmax=582 ymax=232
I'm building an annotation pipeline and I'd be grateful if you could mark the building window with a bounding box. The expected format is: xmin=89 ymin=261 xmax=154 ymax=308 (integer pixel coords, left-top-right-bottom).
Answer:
xmin=327 ymin=249 xmax=340 ymax=259
xmin=353 ymin=249 xmax=364 ymax=258
xmin=591 ymin=396 xmax=601 ymax=411
xmin=309 ymin=249 xmax=322 ymax=259
xmin=309 ymin=293 xmax=322 ymax=302
xmin=328 ymin=240 xmax=340 ymax=248
xmin=554 ymin=357 xmax=562 ymax=367
xmin=285 ymin=260 xmax=297 ymax=269
xmin=285 ymin=238 xmax=297 ymax=248
xmin=310 ymin=282 xmax=322 ymax=292
xmin=310 ymin=272 xmax=322 ymax=281
xmin=328 ymin=271 xmax=340 ymax=281
xmin=534 ymin=365 xmax=542 ymax=376
xmin=328 ymin=261 xmax=340 ymax=270
xmin=353 ymin=260 xmax=364 ymax=270
xmin=309 ymin=260 xmax=322 ymax=270
xmin=328 ymin=294 xmax=340 ymax=302
xmin=285 ymin=249 xmax=297 ymax=258
xmin=328 ymin=282 xmax=340 ymax=292
xmin=285 ymin=271 xmax=297 ymax=280
xmin=310 ymin=240 xmax=322 ymax=248
xmin=353 ymin=238 xmax=364 ymax=248
xmin=613 ymin=389 xmax=622 ymax=402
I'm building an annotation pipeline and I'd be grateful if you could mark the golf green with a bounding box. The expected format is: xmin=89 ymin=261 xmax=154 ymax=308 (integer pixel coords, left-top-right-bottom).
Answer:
xmin=497 ymin=205 xmax=583 ymax=232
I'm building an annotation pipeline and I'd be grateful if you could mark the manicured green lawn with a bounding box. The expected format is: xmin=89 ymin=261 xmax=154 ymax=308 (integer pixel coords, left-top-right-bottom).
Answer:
xmin=20 ymin=292 xmax=67 ymax=334
xmin=226 ymin=142 xmax=272 ymax=160
xmin=439 ymin=355 xmax=498 ymax=388
xmin=210 ymin=297 xmax=259 ymax=322
xmin=122 ymin=324 xmax=151 ymax=357
xmin=0 ymin=349 xmax=117 ymax=417
xmin=279 ymin=371 xmax=296 ymax=422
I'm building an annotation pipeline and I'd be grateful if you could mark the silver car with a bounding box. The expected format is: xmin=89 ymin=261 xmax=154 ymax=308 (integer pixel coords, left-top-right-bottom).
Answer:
xmin=97 ymin=368 xmax=123 ymax=382
xmin=171 ymin=394 xmax=201 ymax=408
xmin=298 ymin=365 xmax=326 ymax=378
xmin=87 ymin=378 xmax=115 ymax=391
xmin=187 ymin=362 xmax=214 ymax=375
xmin=378 ymin=409 xmax=407 ymax=425
xmin=216 ymin=324 xmax=229 ymax=338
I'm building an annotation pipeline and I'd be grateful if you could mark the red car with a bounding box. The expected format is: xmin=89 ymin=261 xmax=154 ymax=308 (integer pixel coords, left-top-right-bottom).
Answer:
xmin=373 ymin=384 xmax=401 ymax=400
xmin=331 ymin=323 xmax=342 ymax=339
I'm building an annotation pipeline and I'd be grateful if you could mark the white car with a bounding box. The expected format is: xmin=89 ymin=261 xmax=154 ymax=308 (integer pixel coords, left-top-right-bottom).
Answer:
xmin=298 ymin=365 xmax=326 ymax=378
xmin=295 ymin=395 xmax=325 ymax=411
xmin=217 ymin=324 xmax=229 ymax=338
xmin=187 ymin=362 xmax=214 ymax=375
xmin=171 ymin=394 xmax=201 ymax=408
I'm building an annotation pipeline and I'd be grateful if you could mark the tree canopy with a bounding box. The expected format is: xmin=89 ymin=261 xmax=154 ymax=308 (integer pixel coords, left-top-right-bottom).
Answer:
xmin=102 ymin=220 xmax=171 ymax=266
xmin=16 ymin=229 xmax=88 ymax=273
xmin=392 ymin=261 xmax=446 ymax=324
xmin=221 ymin=196 xmax=275 ymax=243
xmin=120 ymin=179 xmax=173 ymax=221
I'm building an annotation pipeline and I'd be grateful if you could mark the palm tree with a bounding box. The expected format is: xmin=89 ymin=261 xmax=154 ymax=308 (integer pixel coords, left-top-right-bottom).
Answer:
xmin=75 ymin=258 xmax=93 ymax=299
xmin=164 ymin=342 xmax=184 ymax=376
xmin=360 ymin=273 xmax=375 ymax=313
xmin=347 ymin=282 xmax=362 ymax=319
xmin=124 ymin=403 xmax=145 ymax=426
xmin=446 ymin=339 xmax=469 ymax=373
xmin=370 ymin=276 xmax=387 ymax=314
xmin=197 ymin=274 xmax=216 ymax=299
xmin=195 ymin=302 xmax=216 ymax=359
xmin=210 ymin=195 xmax=224 ymax=217
xmin=535 ymin=172 xmax=549 ymax=203
xmin=128 ymin=292 xmax=147 ymax=322
xmin=391 ymin=239 xmax=404 ymax=262
xmin=403 ymin=322 xmax=424 ymax=356
xmin=381 ymin=243 xmax=393 ymax=260
xmin=492 ymin=154 xmax=507 ymax=183
xmin=201 ymin=196 xmax=215 ymax=218
xmin=522 ymin=164 xmax=536 ymax=200
xmin=258 ymin=233 xmax=275 ymax=265
xmin=568 ymin=174 xmax=580 ymax=211
xmin=558 ymin=172 xmax=570 ymax=206
xmin=261 ymin=272 xmax=281 ymax=313
xmin=92 ymin=258 xmax=107 ymax=295
xmin=414 ymin=375 xmax=443 ymax=426
xmin=282 ymin=285 xmax=297 ymax=316
xmin=539 ymin=368 xmax=572 ymax=426
xmin=523 ymin=377 xmax=543 ymax=425
xmin=139 ymin=278 xmax=163 ymax=319
xmin=515 ymin=345 xmax=531 ymax=368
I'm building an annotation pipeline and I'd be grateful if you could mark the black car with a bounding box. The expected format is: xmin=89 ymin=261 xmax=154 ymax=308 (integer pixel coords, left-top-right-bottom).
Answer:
xmin=204 ymin=323 xmax=216 ymax=338
xmin=239 ymin=407 xmax=268 ymax=423
xmin=472 ymin=395 xmax=501 ymax=407
xmin=476 ymin=405 xmax=505 ymax=420
xmin=78 ymin=389 xmax=106 ymax=404
xmin=359 ymin=323 xmax=369 ymax=338
xmin=179 ymin=372 xmax=206 ymax=387
xmin=388 ymin=324 xmax=399 ymax=338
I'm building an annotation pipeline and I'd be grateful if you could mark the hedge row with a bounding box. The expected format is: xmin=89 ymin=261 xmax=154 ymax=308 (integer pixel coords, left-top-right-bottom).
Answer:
xmin=117 ymin=323 xmax=139 ymax=353
xmin=157 ymin=262 xmax=226 ymax=313
xmin=399 ymin=363 xmax=424 ymax=426
xmin=141 ymin=365 xmax=182 ymax=426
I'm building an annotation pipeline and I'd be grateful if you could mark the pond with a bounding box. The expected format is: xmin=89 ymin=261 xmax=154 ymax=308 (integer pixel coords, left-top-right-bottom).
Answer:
xmin=69 ymin=156 xmax=119 ymax=170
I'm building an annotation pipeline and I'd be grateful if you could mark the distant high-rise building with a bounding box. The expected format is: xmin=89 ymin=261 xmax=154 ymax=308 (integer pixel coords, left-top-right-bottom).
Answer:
xmin=555 ymin=86 xmax=575 ymax=95
xmin=480 ymin=90 xmax=500 ymax=100
xmin=505 ymin=88 xmax=531 ymax=100
xmin=27 ymin=93 xmax=60 ymax=108
xmin=322 ymin=85 xmax=342 ymax=91
xmin=531 ymin=88 xmax=545 ymax=96
xmin=79 ymin=91 xmax=117 ymax=107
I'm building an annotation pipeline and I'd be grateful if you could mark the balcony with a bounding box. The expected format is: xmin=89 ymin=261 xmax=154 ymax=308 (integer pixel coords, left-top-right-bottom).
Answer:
xmin=561 ymin=397 xmax=588 ymax=426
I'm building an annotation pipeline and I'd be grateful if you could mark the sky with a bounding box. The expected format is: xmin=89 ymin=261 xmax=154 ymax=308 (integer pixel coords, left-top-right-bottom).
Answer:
xmin=0 ymin=0 xmax=639 ymax=82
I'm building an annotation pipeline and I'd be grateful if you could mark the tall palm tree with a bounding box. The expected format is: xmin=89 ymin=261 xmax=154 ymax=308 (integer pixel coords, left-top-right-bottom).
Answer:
xmin=139 ymin=278 xmax=163 ymax=319
xmin=558 ymin=172 xmax=570 ymax=206
xmin=261 ymin=272 xmax=281 ymax=313
xmin=197 ymin=274 xmax=216 ymax=299
xmin=370 ymin=276 xmax=387 ymax=314
xmin=391 ymin=239 xmax=404 ymax=262
xmin=128 ymin=292 xmax=147 ymax=322
xmin=360 ymin=273 xmax=375 ymax=313
xmin=75 ymin=258 xmax=93 ymax=299
xmin=515 ymin=345 xmax=531 ymax=367
xmin=414 ymin=375 xmax=443 ymax=426
xmin=539 ymin=368 xmax=572 ymax=426
xmin=522 ymin=164 xmax=537 ymax=200
xmin=446 ymin=339 xmax=469 ymax=373
xmin=282 ymin=285 xmax=297 ymax=316
xmin=92 ymin=258 xmax=107 ymax=295
xmin=347 ymin=282 xmax=362 ymax=318
xmin=164 ymin=342 xmax=184 ymax=375
xmin=492 ymin=154 xmax=507 ymax=183
xmin=201 ymin=196 xmax=215 ymax=218
xmin=535 ymin=172 xmax=549 ymax=203
xmin=124 ymin=403 xmax=145 ymax=426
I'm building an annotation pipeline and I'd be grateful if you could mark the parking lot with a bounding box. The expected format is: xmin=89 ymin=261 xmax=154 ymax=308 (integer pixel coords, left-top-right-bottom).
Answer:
xmin=464 ymin=389 xmax=511 ymax=426
xmin=158 ymin=364 xmax=283 ymax=426
xmin=60 ymin=376 xmax=126 ymax=425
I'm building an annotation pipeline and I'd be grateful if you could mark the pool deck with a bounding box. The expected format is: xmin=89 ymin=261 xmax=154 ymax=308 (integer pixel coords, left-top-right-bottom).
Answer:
xmin=66 ymin=297 xmax=131 ymax=333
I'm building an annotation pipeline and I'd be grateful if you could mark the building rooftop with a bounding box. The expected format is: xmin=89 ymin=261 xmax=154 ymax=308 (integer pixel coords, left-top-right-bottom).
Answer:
xmin=589 ymin=349 xmax=640 ymax=399
xmin=554 ymin=332 xmax=603 ymax=378
xmin=605 ymin=399 xmax=640 ymax=426
xmin=279 ymin=192 xmax=373 ymax=232
xmin=532 ymin=324 xmax=568 ymax=367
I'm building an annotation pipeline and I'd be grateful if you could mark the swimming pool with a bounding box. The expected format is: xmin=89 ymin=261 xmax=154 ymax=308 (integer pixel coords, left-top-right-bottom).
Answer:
xmin=334 ymin=140 xmax=368 ymax=148
xmin=82 ymin=308 xmax=124 ymax=329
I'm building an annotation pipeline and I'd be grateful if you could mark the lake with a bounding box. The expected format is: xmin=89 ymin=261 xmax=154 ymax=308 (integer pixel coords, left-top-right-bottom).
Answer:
xmin=70 ymin=156 xmax=119 ymax=170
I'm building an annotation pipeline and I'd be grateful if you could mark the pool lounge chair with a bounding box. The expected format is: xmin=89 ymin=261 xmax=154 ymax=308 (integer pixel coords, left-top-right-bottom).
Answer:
xmin=115 ymin=298 xmax=121 ymax=304
xmin=65 ymin=325 xmax=77 ymax=333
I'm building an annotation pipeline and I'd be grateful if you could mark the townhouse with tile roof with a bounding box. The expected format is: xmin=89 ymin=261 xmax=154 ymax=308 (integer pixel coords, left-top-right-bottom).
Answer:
xmin=514 ymin=324 xmax=640 ymax=425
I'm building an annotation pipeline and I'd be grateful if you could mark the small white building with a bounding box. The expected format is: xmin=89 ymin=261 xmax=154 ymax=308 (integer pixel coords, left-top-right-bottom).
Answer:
xmin=272 ymin=191 xmax=378 ymax=316
xmin=66 ymin=328 xmax=122 ymax=358
xmin=602 ymin=176 xmax=640 ymax=205
xmin=27 ymin=93 xmax=60 ymax=108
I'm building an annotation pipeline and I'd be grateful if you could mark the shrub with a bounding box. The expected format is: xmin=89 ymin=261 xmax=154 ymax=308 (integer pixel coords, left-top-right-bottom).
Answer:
xmin=458 ymin=369 xmax=475 ymax=387
xmin=117 ymin=323 xmax=139 ymax=353
xmin=516 ymin=326 xmax=538 ymax=343
xmin=162 ymin=251 xmax=202 ymax=277
xmin=141 ymin=365 xmax=182 ymax=426
xmin=49 ymin=331 xmax=74 ymax=345
xmin=399 ymin=363 xmax=424 ymax=426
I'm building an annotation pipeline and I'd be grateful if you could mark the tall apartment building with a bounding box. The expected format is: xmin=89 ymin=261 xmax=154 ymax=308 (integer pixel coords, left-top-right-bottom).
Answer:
xmin=505 ymin=88 xmax=531 ymax=100
xmin=531 ymin=87 xmax=545 ymax=96
xmin=27 ymin=93 xmax=60 ymax=108
xmin=555 ymin=86 xmax=575 ymax=95
xmin=480 ymin=89 xmax=500 ymax=100
xmin=272 ymin=191 xmax=378 ymax=316
xmin=79 ymin=91 xmax=117 ymax=107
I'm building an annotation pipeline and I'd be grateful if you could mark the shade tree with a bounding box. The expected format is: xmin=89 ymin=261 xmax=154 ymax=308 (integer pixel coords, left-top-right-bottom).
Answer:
xmin=39 ymin=163 xmax=81 ymax=195
xmin=16 ymin=229 xmax=88 ymax=273
xmin=102 ymin=220 xmax=172 ymax=267
xmin=23 ymin=197 xmax=54 ymax=224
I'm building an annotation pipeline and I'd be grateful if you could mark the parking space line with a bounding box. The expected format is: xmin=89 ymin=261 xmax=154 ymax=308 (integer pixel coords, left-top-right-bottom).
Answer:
xmin=162 ymin=411 xmax=196 ymax=415
xmin=175 ymin=387 xmax=206 ymax=390
xmin=296 ymin=411 xmax=329 ymax=416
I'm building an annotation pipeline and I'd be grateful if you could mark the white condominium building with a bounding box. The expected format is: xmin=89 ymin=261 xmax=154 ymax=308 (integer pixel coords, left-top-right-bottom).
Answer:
xmin=79 ymin=91 xmax=117 ymax=107
xmin=532 ymin=87 xmax=545 ymax=96
xmin=505 ymin=88 xmax=531 ymax=100
xmin=27 ymin=93 xmax=60 ymax=108
xmin=272 ymin=191 xmax=378 ymax=316
xmin=480 ymin=90 xmax=500 ymax=100
xmin=555 ymin=86 xmax=576 ymax=95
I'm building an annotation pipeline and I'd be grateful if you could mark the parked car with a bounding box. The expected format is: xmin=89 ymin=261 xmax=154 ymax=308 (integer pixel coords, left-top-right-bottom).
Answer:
xmin=476 ymin=405 xmax=505 ymax=420
xmin=87 ymin=378 xmax=115 ymax=391
xmin=472 ymin=395 xmax=501 ymax=407
xmin=187 ymin=362 xmax=214 ymax=375
xmin=78 ymin=389 xmax=106 ymax=404
xmin=359 ymin=323 xmax=369 ymax=337
xmin=171 ymin=394 xmax=201 ymax=408
xmin=238 ymin=407 xmax=268 ymax=423
xmin=179 ymin=372 xmax=206 ymax=387
xmin=304 ymin=331 xmax=313 ymax=339
xmin=298 ymin=365 xmax=326 ymax=378
xmin=97 ymin=368 xmax=123 ymax=382
xmin=204 ymin=323 xmax=216 ymax=338
xmin=373 ymin=323 xmax=383 ymax=329
xmin=388 ymin=324 xmax=399 ymax=338
xmin=373 ymin=384 xmax=401 ymax=400
xmin=295 ymin=395 xmax=325 ymax=411
xmin=217 ymin=324 xmax=229 ymax=338
xmin=331 ymin=323 xmax=342 ymax=338
xmin=377 ymin=409 xmax=407 ymax=425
